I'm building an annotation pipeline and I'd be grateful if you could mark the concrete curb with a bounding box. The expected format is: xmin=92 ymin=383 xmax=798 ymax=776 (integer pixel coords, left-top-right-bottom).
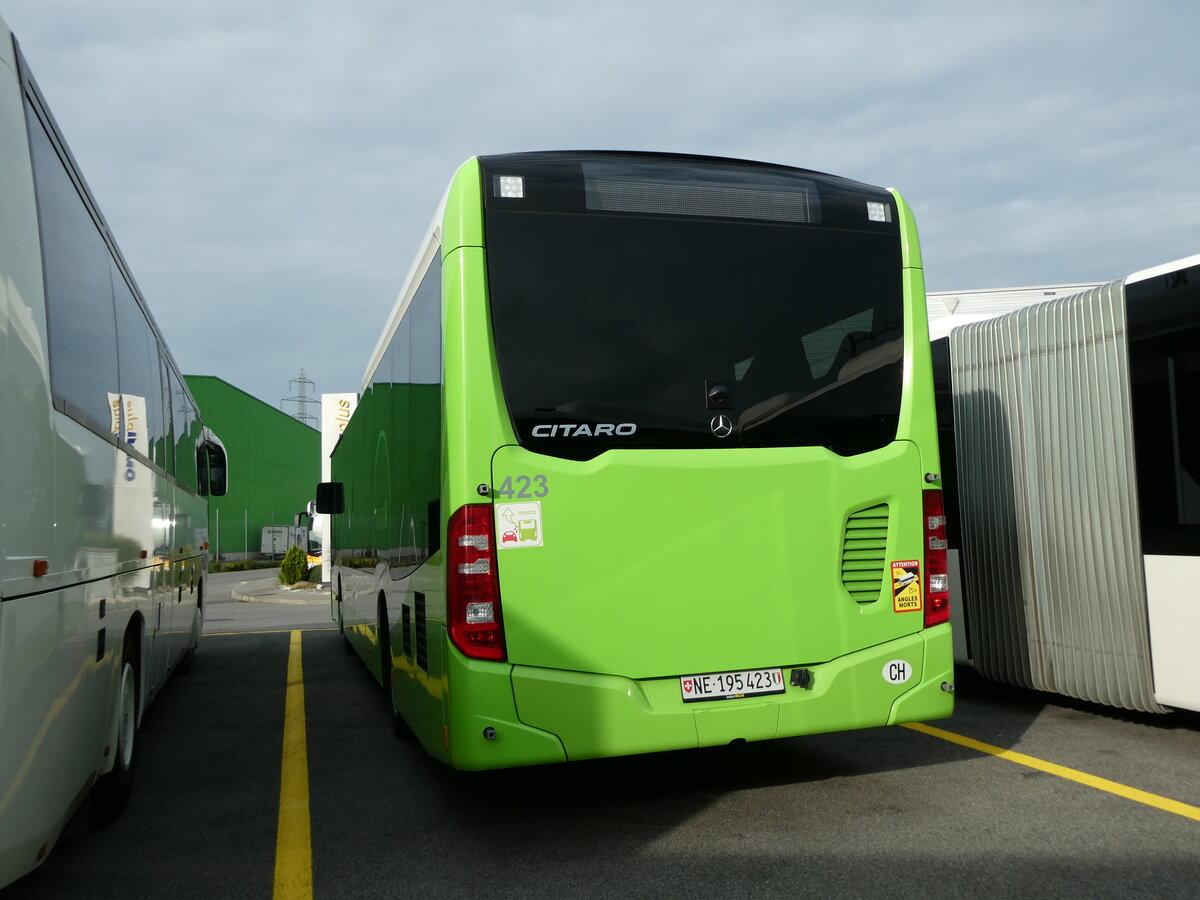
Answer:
xmin=230 ymin=576 xmax=331 ymax=606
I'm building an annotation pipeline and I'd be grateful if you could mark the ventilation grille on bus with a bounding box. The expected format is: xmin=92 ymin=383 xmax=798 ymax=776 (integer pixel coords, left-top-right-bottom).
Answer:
xmin=841 ymin=504 xmax=890 ymax=602
xmin=415 ymin=592 xmax=428 ymax=672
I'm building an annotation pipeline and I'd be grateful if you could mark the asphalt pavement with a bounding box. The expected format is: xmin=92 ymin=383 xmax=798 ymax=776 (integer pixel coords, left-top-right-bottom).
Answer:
xmin=225 ymin=569 xmax=328 ymax=604
xmin=5 ymin=567 xmax=1198 ymax=898
xmin=204 ymin=568 xmax=336 ymax=633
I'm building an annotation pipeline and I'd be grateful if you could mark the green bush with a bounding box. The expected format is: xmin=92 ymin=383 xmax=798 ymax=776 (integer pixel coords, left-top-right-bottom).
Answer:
xmin=336 ymin=556 xmax=381 ymax=570
xmin=279 ymin=545 xmax=308 ymax=585
xmin=209 ymin=559 xmax=280 ymax=573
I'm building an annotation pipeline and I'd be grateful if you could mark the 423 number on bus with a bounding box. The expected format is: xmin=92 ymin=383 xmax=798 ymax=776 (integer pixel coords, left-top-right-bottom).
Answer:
xmin=493 ymin=474 xmax=549 ymax=499
xmin=680 ymin=667 xmax=785 ymax=702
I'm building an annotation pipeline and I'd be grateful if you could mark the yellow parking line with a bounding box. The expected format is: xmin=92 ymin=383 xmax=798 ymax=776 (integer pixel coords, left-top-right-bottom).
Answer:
xmin=273 ymin=631 xmax=314 ymax=899
xmin=903 ymin=721 xmax=1200 ymax=822
xmin=202 ymin=627 xmax=337 ymax=638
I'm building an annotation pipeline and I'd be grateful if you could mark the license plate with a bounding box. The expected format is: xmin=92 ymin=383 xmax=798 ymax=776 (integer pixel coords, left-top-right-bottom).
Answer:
xmin=680 ymin=668 xmax=785 ymax=703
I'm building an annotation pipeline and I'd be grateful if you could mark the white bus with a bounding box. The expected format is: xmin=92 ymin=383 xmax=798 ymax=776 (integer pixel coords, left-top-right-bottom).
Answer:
xmin=0 ymin=17 xmax=228 ymax=887
xmin=931 ymin=255 xmax=1200 ymax=714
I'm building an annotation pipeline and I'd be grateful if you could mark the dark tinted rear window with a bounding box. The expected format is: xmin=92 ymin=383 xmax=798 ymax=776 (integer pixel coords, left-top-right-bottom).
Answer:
xmin=1127 ymin=262 xmax=1200 ymax=554
xmin=481 ymin=152 xmax=904 ymax=460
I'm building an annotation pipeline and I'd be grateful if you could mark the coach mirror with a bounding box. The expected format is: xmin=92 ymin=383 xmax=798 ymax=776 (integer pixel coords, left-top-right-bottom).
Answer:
xmin=197 ymin=428 xmax=229 ymax=497
xmin=315 ymin=481 xmax=345 ymax=515
xmin=206 ymin=446 xmax=228 ymax=497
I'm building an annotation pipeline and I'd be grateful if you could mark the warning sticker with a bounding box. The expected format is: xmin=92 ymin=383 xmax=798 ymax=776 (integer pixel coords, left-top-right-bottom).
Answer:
xmin=891 ymin=559 xmax=923 ymax=612
xmin=495 ymin=501 xmax=543 ymax=548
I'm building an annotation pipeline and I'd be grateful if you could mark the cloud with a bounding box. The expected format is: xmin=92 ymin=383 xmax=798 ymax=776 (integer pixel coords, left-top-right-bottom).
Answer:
xmin=3 ymin=0 xmax=1199 ymax=404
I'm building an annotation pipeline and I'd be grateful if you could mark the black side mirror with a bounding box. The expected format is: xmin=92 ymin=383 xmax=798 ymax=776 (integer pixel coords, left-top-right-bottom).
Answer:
xmin=315 ymin=481 xmax=345 ymax=514
xmin=208 ymin=453 xmax=228 ymax=497
xmin=197 ymin=428 xmax=229 ymax=497
xmin=198 ymin=441 xmax=228 ymax=497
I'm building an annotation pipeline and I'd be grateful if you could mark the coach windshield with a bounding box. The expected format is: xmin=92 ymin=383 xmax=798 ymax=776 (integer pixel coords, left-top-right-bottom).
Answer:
xmin=480 ymin=152 xmax=905 ymax=461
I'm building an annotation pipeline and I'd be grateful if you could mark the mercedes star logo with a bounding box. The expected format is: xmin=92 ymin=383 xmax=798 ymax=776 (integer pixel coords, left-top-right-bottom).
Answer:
xmin=710 ymin=414 xmax=733 ymax=438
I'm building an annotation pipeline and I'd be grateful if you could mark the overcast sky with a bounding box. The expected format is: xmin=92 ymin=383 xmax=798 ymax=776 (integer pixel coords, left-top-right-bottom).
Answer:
xmin=4 ymin=1 xmax=1199 ymax=408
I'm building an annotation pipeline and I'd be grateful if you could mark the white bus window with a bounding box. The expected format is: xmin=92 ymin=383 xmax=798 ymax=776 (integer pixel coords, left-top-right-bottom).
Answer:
xmin=114 ymin=267 xmax=167 ymax=458
xmin=26 ymin=104 xmax=120 ymax=431
xmin=171 ymin=368 xmax=199 ymax=491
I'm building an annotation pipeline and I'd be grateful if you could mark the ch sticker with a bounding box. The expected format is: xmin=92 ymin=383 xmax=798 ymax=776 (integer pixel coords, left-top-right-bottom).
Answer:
xmin=882 ymin=659 xmax=913 ymax=684
xmin=891 ymin=559 xmax=923 ymax=612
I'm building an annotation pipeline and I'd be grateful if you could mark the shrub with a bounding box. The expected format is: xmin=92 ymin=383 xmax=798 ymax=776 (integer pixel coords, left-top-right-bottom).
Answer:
xmin=279 ymin=545 xmax=308 ymax=585
xmin=209 ymin=559 xmax=280 ymax=573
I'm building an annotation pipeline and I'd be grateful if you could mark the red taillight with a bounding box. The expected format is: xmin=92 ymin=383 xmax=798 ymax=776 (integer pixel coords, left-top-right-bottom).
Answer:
xmin=447 ymin=504 xmax=506 ymax=661
xmin=922 ymin=490 xmax=950 ymax=627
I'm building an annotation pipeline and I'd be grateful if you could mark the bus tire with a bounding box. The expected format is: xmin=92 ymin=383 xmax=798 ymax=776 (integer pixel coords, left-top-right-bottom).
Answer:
xmin=389 ymin=682 xmax=415 ymax=741
xmin=339 ymin=578 xmax=355 ymax=654
xmin=378 ymin=598 xmax=414 ymax=740
xmin=176 ymin=607 xmax=202 ymax=676
xmin=91 ymin=651 xmax=138 ymax=823
xmin=175 ymin=645 xmax=196 ymax=676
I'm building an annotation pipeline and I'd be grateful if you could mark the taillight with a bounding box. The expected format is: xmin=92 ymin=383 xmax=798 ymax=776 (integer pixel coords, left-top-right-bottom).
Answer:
xmin=447 ymin=504 xmax=506 ymax=661
xmin=923 ymin=490 xmax=950 ymax=627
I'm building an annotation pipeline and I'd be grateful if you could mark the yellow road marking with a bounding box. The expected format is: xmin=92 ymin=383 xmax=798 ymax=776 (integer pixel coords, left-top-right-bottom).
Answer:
xmin=273 ymin=631 xmax=314 ymax=899
xmin=903 ymin=721 xmax=1200 ymax=822
xmin=202 ymin=627 xmax=337 ymax=638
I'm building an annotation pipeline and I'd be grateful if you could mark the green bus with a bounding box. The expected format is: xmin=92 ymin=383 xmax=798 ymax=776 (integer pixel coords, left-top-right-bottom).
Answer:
xmin=318 ymin=151 xmax=953 ymax=770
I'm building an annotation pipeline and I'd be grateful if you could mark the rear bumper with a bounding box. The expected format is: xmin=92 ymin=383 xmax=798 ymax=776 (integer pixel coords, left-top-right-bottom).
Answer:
xmin=445 ymin=626 xmax=953 ymax=770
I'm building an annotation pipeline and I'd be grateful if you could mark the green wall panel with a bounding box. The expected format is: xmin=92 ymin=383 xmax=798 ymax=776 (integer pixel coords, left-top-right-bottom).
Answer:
xmin=185 ymin=376 xmax=320 ymax=556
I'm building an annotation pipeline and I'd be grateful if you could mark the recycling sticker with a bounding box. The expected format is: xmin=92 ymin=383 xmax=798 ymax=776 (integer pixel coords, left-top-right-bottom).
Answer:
xmin=891 ymin=559 xmax=923 ymax=613
xmin=496 ymin=501 xmax=543 ymax=548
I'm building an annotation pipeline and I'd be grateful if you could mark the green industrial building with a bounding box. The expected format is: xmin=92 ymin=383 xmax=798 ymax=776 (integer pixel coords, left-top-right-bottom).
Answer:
xmin=185 ymin=375 xmax=320 ymax=559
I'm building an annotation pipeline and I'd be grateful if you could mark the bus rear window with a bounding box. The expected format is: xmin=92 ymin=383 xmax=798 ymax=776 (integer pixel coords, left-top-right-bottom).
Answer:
xmin=481 ymin=153 xmax=904 ymax=460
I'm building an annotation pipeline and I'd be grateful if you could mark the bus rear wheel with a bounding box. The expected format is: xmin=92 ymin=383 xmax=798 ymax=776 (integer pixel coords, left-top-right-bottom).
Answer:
xmin=91 ymin=655 xmax=137 ymax=823
xmin=378 ymin=598 xmax=413 ymax=741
